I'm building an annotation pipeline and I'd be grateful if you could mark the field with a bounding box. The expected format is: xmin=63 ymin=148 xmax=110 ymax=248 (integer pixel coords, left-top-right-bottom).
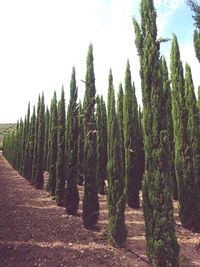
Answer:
xmin=0 ymin=152 xmax=199 ymax=267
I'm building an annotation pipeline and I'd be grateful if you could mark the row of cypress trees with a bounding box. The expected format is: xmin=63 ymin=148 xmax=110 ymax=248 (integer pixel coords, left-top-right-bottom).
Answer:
xmin=3 ymin=0 xmax=200 ymax=265
xmin=3 ymin=43 xmax=144 ymax=245
xmin=132 ymin=0 xmax=200 ymax=265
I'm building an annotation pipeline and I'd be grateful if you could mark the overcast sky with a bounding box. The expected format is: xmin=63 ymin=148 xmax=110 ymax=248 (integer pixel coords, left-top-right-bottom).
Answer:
xmin=0 ymin=0 xmax=199 ymax=123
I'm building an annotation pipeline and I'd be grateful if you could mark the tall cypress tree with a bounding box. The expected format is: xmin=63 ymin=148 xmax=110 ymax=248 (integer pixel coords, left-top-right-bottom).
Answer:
xmin=161 ymin=57 xmax=178 ymax=199
xmin=31 ymin=95 xmax=40 ymax=184
xmin=65 ymin=67 xmax=79 ymax=214
xmin=47 ymin=92 xmax=58 ymax=196
xmin=171 ymin=36 xmax=200 ymax=231
xmin=186 ymin=1 xmax=200 ymax=62
xmin=82 ymin=44 xmax=99 ymax=229
xmin=22 ymin=103 xmax=30 ymax=179
xmin=56 ymin=87 xmax=66 ymax=206
xmin=107 ymin=75 xmax=127 ymax=247
xmin=35 ymin=93 xmax=45 ymax=189
xmin=27 ymin=106 xmax=36 ymax=181
xmin=20 ymin=116 xmax=27 ymax=175
xmin=133 ymin=0 xmax=179 ymax=265
xmin=107 ymin=69 xmax=114 ymax=162
xmin=16 ymin=119 xmax=24 ymax=173
xmin=170 ymin=34 xmax=186 ymax=201
xmin=194 ymin=29 xmax=200 ymax=62
xmin=117 ymin=83 xmax=125 ymax=180
xmin=12 ymin=121 xmax=19 ymax=170
xmin=96 ymin=95 xmax=107 ymax=194
xmin=101 ymin=96 xmax=107 ymax=191
xmin=182 ymin=63 xmax=200 ymax=230
xmin=96 ymin=96 xmax=102 ymax=192
xmin=44 ymin=106 xmax=50 ymax=171
xmin=77 ymin=100 xmax=85 ymax=185
xmin=138 ymin=106 xmax=145 ymax=189
xmin=124 ymin=60 xmax=140 ymax=208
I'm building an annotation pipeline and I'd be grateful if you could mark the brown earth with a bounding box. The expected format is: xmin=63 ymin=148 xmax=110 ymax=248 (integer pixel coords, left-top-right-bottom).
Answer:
xmin=0 ymin=152 xmax=199 ymax=267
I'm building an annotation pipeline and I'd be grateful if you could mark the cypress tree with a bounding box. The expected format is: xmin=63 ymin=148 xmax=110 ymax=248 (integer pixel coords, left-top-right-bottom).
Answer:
xmin=96 ymin=95 xmax=107 ymax=194
xmin=171 ymin=36 xmax=200 ymax=231
xmin=77 ymin=101 xmax=85 ymax=185
xmin=138 ymin=106 xmax=145 ymax=189
xmin=35 ymin=93 xmax=45 ymax=189
xmin=117 ymin=83 xmax=125 ymax=180
xmin=47 ymin=92 xmax=58 ymax=196
xmin=182 ymin=63 xmax=200 ymax=230
xmin=107 ymin=75 xmax=127 ymax=247
xmin=56 ymin=87 xmax=66 ymax=206
xmin=194 ymin=29 xmax=200 ymax=62
xmin=187 ymin=0 xmax=200 ymax=27
xmin=12 ymin=121 xmax=19 ymax=170
xmin=31 ymin=95 xmax=40 ymax=184
xmin=170 ymin=34 xmax=186 ymax=203
xmin=186 ymin=1 xmax=200 ymax=62
xmin=161 ymin=57 xmax=178 ymax=199
xmin=82 ymin=44 xmax=99 ymax=229
xmin=22 ymin=103 xmax=30 ymax=178
xmin=96 ymin=96 xmax=102 ymax=192
xmin=14 ymin=119 xmax=22 ymax=172
xmin=107 ymin=69 xmax=114 ymax=160
xmin=123 ymin=60 xmax=140 ymax=208
xmin=44 ymin=106 xmax=50 ymax=171
xmin=20 ymin=116 xmax=27 ymax=175
xmin=133 ymin=0 xmax=179 ymax=265
xmin=65 ymin=67 xmax=79 ymax=214
xmin=198 ymin=86 xmax=200 ymax=111
xmin=27 ymin=106 xmax=36 ymax=181
xmin=101 ymin=96 xmax=107 ymax=191
xmin=107 ymin=70 xmax=114 ymax=143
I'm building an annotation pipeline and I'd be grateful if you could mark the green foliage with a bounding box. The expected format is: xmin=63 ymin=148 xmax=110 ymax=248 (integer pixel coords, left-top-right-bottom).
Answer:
xmin=65 ymin=67 xmax=79 ymax=214
xmin=194 ymin=29 xmax=200 ymax=63
xmin=56 ymin=87 xmax=66 ymax=206
xmin=171 ymin=36 xmax=200 ymax=231
xmin=27 ymin=106 xmax=36 ymax=181
xmin=161 ymin=57 xmax=178 ymax=199
xmin=107 ymin=74 xmax=127 ymax=247
xmin=134 ymin=0 xmax=179 ymax=265
xmin=186 ymin=0 xmax=200 ymax=30
xmin=0 ymin=124 xmax=16 ymax=150
xmin=96 ymin=95 xmax=107 ymax=194
xmin=186 ymin=1 xmax=200 ymax=69
xmin=107 ymin=69 xmax=115 ymax=159
xmin=170 ymin=34 xmax=186 ymax=198
xmin=82 ymin=44 xmax=99 ymax=229
xmin=180 ymin=63 xmax=200 ymax=231
xmin=47 ymin=92 xmax=58 ymax=196
xmin=22 ymin=103 xmax=31 ymax=179
xmin=124 ymin=60 xmax=141 ymax=208
xmin=31 ymin=95 xmax=40 ymax=184
xmin=138 ymin=107 xmax=145 ymax=190
xmin=44 ymin=107 xmax=50 ymax=171
xmin=35 ymin=93 xmax=45 ymax=189
xmin=117 ymin=83 xmax=125 ymax=180
xmin=77 ymin=101 xmax=85 ymax=185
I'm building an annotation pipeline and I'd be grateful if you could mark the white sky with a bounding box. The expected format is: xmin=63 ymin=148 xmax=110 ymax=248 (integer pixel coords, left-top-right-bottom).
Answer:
xmin=0 ymin=0 xmax=199 ymax=123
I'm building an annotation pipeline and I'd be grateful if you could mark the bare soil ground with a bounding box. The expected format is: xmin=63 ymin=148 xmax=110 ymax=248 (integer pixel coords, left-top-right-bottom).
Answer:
xmin=0 ymin=152 xmax=199 ymax=267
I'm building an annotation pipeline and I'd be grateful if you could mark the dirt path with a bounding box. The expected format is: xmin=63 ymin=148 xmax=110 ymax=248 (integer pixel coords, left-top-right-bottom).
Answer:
xmin=0 ymin=152 xmax=199 ymax=267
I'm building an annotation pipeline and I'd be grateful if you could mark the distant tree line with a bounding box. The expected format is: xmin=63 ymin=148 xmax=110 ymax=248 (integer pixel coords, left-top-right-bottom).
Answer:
xmin=3 ymin=0 xmax=200 ymax=266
